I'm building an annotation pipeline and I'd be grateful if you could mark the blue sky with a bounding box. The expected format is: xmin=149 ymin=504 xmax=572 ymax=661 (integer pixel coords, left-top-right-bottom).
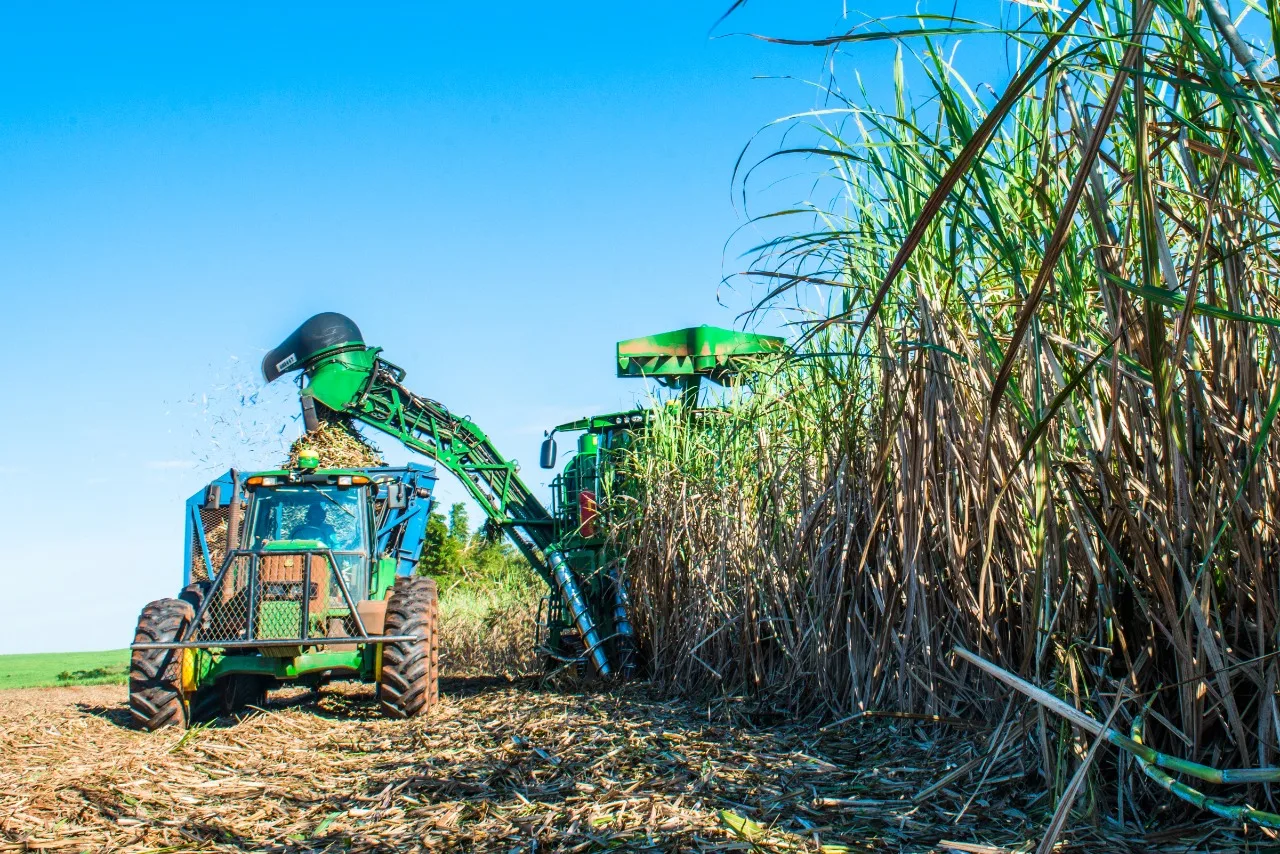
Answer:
xmin=0 ymin=1 xmax=1017 ymax=653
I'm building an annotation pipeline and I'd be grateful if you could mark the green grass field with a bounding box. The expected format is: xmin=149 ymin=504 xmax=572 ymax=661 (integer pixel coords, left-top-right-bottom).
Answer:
xmin=0 ymin=649 xmax=130 ymax=690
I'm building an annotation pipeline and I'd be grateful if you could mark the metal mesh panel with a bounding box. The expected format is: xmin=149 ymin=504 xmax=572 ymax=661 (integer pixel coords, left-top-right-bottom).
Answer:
xmin=257 ymin=554 xmax=327 ymax=639
xmin=334 ymin=555 xmax=370 ymax=603
xmin=189 ymin=526 xmax=207 ymax=583
xmin=190 ymin=507 xmax=230 ymax=583
xmin=200 ymin=555 xmax=252 ymax=642
xmin=322 ymin=558 xmax=363 ymax=641
xmin=193 ymin=553 xmax=363 ymax=645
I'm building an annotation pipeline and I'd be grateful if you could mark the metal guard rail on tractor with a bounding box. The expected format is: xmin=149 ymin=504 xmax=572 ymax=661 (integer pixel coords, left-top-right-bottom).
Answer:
xmin=130 ymin=547 xmax=423 ymax=651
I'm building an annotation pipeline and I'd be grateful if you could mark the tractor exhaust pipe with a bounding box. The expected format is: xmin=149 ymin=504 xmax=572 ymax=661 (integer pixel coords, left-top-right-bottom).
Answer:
xmin=225 ymin=469 xmax=243 ymax=555
xmin=547 ymin=550 xmax=611 ymax=678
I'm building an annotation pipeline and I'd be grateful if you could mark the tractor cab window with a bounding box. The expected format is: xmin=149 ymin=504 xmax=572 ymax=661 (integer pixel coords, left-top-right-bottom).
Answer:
xmin=249 ymin=485 xmax=367 ymax=553
xmin=249 ymin=484 xmax=371 ymax=599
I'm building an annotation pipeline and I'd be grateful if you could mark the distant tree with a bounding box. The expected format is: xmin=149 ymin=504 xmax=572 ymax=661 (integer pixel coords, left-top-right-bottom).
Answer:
xmin=417 ymin=501 xmax=535 ymax=594
xmin=448 ymin=502 xmax=470 ymax=543
xmin=416 ymin=510 xmax=462 ymax=577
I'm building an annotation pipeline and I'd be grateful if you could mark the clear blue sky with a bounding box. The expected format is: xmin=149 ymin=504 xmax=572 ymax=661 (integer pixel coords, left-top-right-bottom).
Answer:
xmin=0 ymin=1 xmax=1013 ymax=653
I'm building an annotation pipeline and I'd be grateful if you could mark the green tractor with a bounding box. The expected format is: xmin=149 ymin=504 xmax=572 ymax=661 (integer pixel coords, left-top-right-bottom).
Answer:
xmin=129 ymin=456 xmax=441 ymax=729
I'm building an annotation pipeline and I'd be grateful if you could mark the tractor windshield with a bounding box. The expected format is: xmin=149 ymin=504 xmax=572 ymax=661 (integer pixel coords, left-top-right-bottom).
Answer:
xmin=248 ymin=484 xmax=371 ymax=599
xmin=249 ymin=484 xmax=366 ymax=552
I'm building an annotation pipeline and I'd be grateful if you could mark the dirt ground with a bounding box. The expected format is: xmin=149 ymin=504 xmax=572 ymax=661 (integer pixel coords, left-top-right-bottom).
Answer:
xmin=0 ymin=679 xmax=1261 ymax=853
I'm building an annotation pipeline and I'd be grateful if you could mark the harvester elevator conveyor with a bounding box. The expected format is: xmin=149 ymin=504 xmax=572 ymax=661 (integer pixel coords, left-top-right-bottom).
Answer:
xmin=263 ymin=312 xmax=628 ymax=677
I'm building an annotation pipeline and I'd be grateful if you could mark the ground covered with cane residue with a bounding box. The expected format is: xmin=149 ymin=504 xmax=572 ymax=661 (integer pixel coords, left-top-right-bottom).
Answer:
xmin=0 ymin=679 xmax=1262 ymax=852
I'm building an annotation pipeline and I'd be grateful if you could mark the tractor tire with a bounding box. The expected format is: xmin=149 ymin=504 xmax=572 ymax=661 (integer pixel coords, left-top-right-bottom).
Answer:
xmin=179 ymin=580 xmax=211 ymax=613
xmin=179 ymin=581 xmax=212 ymax=636
xmin=220 ymin=674 xmax=269 ymax=715
xmin=379 ymin=577 xmax=439 ymax=719
xmin=129 ymin=598 xmax=194 ymax=731
xmin=188 ymin=685 xmax=223 ymax=724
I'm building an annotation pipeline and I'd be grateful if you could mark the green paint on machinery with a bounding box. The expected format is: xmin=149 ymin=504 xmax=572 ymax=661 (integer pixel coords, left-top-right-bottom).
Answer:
xmin=127 ymin=312 xmax=782 ymax=731
xmin=616 ymin=325 xmax=786 ymax=385
xmin=128 ymin=461 xmax=443 ymax=729
xmin=264 ymin=313 xmax=783 ymax=680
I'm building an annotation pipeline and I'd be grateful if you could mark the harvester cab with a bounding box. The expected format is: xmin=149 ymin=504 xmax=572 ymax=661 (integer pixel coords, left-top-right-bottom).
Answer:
xmin=129 ymin=459 xmax=441 ymax=730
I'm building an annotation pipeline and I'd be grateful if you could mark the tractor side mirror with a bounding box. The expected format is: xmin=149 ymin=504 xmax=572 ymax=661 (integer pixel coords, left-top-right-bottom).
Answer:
xmin=540 ymin=435 xmax=557 ymax=469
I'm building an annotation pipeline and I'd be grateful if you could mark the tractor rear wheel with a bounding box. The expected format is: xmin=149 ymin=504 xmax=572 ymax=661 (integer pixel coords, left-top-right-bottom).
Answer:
xmin=379 ymin=577 xmax=439 ymax=719
xmin=220 ymin=674 xmax=269 ymax=714
xmin=129 ymin=598 xmax=194 ymax=731
xmin=179 ymin=580 xmax=211 ymax=613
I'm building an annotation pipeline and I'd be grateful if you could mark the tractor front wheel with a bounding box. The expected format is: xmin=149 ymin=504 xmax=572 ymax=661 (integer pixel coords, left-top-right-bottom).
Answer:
xmin=129 ymin=598 xmax=194 ymax=730
xmin=379 ymin=577 xmax=439 ymax=719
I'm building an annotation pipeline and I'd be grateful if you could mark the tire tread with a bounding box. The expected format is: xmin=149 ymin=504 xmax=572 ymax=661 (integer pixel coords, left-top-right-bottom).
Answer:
xmin=379 ymin=577 xmax=439 ymax=719
xmin=129 ymin=599 xmax=193 ymax=731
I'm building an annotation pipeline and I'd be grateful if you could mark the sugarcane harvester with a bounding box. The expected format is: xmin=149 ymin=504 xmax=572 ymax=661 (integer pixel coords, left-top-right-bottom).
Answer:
xmin=261 ymin=313 xmax=784 ymax=680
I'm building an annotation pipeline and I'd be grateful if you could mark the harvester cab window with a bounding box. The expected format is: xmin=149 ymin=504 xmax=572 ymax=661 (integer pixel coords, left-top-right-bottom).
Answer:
xmin=294 ymin=503 xmax=336 ymax=544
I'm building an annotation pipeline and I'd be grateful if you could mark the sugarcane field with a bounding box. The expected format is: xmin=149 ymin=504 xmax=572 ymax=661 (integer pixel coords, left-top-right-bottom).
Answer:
xmin=8 ymin=1 xmax=1280 ymax=852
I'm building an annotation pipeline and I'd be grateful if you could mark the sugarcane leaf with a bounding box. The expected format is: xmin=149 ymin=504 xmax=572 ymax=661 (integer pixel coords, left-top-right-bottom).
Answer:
xmin=1010 ymin=331 xmax=1123 ymax=474
xmin=1102 ymin=271 xmax=1280 ymax=327
xmin=804 ymin=0 xmax=1098 ymax=358
xmin=980 ymin=2 xmax=1155 ymax=478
